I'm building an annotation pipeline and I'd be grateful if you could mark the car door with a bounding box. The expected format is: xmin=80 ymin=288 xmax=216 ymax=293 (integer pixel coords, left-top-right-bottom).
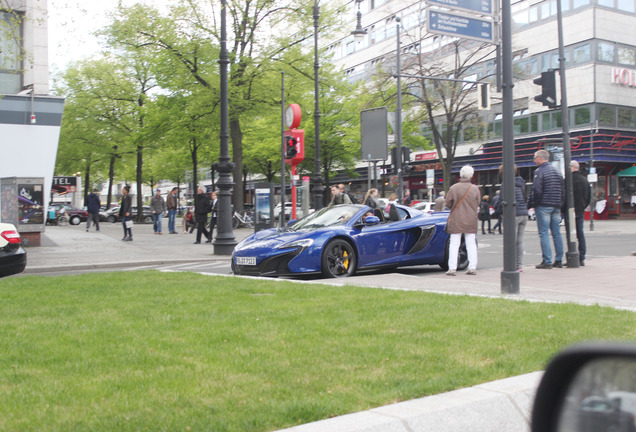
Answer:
xmin=353 ymin=208 xmax=419 ymax=268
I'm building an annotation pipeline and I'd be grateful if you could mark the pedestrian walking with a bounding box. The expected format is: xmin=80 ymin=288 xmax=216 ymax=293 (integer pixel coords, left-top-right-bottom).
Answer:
xmin=433 ymin=191 xmax=446 ymax=211
xmin=166 ymin=187 xmax=179 ymax=234
xmin=479 ymin=195 xmax=492 ymax=234
xmin=193 ymin=186 xmax=212 ymax=244
xmin=119 ymin=185 xmax=133 ymax=241
xmin=402 ymin=189 xmax=412 ymax=206
xmin=491 ymin=190 xmax=503 ymax=234
xmin=528 ymin=149 xmax=564 ymax=269
xmin=570 ymin=160 xmax=591 ymax=266
xmin=150 ymin=189 xmax=166 ymax=234
xmin=329 ymin=184 xmax=352 ymax=206
xmin=86 ymin=188 xmax=101 ymax=232
xmin=445 ymin=165 xmax=481 ymax=276
xmin=209 ymin=191 xmax=218 ymax=241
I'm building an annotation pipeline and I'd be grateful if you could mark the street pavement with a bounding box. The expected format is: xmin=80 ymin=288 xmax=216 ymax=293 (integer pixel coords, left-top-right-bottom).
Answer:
xmin=18 ymin=217 xmax=636 ymax=432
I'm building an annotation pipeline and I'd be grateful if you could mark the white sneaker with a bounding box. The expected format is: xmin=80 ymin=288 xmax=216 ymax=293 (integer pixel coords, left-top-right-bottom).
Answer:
xmin=466 ymin=269 xmax=477 ymax=275
xmin=446 ymin=270 xmax=456 ymax=276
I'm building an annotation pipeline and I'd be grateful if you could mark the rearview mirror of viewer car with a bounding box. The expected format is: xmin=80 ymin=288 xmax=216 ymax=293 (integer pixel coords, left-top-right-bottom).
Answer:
xmin=532 ymin=342 xmax=636 ymax=432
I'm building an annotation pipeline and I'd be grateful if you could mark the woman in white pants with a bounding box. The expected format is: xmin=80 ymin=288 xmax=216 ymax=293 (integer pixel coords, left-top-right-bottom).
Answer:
xmin=445 ymin=165 xmax=482 ymax=276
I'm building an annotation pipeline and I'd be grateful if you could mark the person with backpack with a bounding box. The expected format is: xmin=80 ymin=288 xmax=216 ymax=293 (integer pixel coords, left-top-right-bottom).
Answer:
xmin=479 ymin=195 xmax=492 ymax=234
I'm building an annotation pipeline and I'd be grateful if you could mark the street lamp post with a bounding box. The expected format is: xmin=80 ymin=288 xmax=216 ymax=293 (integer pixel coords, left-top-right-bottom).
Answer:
xmin=395 ymin=17 xmax=403 ymax=202
xmin=213 ymin=0 xmax=237 ymax=255
xmin=313 ymin=0 xmax=324 ymax=210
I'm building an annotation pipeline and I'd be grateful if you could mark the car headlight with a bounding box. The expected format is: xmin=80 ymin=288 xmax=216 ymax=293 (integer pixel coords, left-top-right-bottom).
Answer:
xmin=279 ymin=238 xmax=313 ymax=250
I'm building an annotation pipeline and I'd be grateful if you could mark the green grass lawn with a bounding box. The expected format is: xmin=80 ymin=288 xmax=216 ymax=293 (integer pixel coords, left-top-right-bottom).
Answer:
xmin=1 ymin=270 xmax=635 ymax=431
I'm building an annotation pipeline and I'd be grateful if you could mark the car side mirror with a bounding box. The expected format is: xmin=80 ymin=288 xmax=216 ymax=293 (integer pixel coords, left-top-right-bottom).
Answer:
xmin=364 ymin=215 xmax=380 ymax=225
xmin=531 ymin=342 xmax=636 ymax=432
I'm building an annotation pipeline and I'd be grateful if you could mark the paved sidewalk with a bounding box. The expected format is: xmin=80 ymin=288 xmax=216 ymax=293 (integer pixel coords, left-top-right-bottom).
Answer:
xmin=18 ymin=217 xmax=636 ymax=432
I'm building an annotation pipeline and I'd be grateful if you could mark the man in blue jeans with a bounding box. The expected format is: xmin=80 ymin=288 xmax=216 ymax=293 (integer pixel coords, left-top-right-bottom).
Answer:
xmin=166 ymin=187 xmax=179 ymax=234
xmin=528 ymin=149 xmax=564 ymax=269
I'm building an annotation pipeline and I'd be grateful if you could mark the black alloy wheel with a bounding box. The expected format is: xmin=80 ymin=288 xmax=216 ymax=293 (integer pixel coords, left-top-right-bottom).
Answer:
xmin=321 ymin=239 xmax=357 ymax=278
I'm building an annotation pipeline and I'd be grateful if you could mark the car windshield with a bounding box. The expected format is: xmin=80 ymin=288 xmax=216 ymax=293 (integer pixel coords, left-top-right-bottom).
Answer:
xmin=286 ymin=205 xmax=364 ymax=231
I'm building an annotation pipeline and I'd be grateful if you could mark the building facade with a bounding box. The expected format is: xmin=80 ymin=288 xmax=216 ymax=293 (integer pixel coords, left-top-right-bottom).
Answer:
xmin=1 ymin=0 xmax=64 ymax=239
xmin=328 ymin=0 xmax=636 ymax=217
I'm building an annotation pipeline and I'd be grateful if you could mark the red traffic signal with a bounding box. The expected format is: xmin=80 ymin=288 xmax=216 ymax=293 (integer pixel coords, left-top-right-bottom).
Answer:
xmin=285 ymin=135 xmax=297 ymax=159
xmin=284 ymin=129 xmax=304 ymax=165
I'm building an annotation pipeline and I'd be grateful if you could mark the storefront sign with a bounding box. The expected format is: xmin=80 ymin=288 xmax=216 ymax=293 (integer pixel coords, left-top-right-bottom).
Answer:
xmin=611 ymin=67 xmax=636 ymax=88
xmin=415 ymin=151 xmax=438 ymax=161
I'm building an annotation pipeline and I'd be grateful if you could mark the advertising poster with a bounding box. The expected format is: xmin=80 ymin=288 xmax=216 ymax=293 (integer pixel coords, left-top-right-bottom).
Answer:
xmin=18 ymin=184 xmax=44 ymax=225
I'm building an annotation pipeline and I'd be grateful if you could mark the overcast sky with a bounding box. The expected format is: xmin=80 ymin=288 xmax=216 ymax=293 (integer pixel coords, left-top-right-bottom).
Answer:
xmin=47 ymin=0 xmax=170 ymax=73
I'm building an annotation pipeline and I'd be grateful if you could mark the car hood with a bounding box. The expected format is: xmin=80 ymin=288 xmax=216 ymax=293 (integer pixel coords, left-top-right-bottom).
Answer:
xmin=234 ymin=227 xmax=323 ymax=252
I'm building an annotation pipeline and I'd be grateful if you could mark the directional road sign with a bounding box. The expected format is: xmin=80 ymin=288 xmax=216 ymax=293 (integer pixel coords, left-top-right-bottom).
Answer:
xmin=427 ymin=10 xmax=494 ymax=43
xmin=425 ymin=0 xmax=493 ymax=16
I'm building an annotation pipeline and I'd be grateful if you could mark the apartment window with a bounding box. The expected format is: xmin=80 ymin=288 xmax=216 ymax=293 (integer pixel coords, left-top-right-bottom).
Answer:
xmin=514 ymin=117 xmax=530 ymax=134
xmin=618 ymin=107 xmax=636 ymax=127
xmin=530 ymin=115 xmax=539 ymax=132
xmin=598 ymin=42 xmax=615 ymax=62
xmin=617 ymin=0 xmax=635 ymax=11
xmin=618 ymin=46 xmax=636 ymax=66
xmin=598 ymin=0 xmax=613 ymax=7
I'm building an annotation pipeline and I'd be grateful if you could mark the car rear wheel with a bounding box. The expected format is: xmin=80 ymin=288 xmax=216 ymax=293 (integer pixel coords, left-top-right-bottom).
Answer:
xmin=107 ymin=215 xmax=116 ymax=223
xmin=440 ymin=236 xmax=469 ymax=271
xmin=321 ymin=239 xmax=356 ymax=278
xmin=143 ymin=216 xmax=153 ymax=224
xmin=69 ymin=215 xmax=81 ymax=225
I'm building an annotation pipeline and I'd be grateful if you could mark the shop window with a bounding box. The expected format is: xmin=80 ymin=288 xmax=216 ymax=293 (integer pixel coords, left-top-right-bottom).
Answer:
xmin=599 ymin=106 xmax=616 ymax=127
xmin=618 ymin=108 xmax=636 ymax=127
xmin=552 ymin=111 xmax=562 ymax=129
xmin=618 ymin=46 xmax=636 ymax=66
xmin=574 ymin=106 xmax=591 ymax=125
xmin=598 ymin=42 xmax=615 ymax=62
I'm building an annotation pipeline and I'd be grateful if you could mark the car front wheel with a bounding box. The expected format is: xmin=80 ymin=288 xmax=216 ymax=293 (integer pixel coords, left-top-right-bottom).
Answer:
xmin=107 ymin=215 xmax=116 ymax=223
xmin=143 ymin=216 xmax=153 ymax=224
xmin=321 ymin=239 xmax=356 ymax=278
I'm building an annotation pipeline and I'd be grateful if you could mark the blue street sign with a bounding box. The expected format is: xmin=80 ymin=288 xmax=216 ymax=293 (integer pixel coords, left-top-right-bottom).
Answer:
xmin=427 ymin=10 xmax=494 ymax=43
xmin=426 ymin=0 xmax=493 ymax=16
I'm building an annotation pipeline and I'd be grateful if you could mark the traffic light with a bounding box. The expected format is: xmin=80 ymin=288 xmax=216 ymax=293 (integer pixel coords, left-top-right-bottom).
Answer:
xmin=477 ymin=83 xmax=490 ymax=110
xmin=285 ymin=135 xmax=297 ymax=159
xmin=533 ymin=71 xmax=557 ymax=109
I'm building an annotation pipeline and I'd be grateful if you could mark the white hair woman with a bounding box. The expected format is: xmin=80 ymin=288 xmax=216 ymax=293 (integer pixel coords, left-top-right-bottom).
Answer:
xmin=444 ymin=165 xmax=481 ymax=275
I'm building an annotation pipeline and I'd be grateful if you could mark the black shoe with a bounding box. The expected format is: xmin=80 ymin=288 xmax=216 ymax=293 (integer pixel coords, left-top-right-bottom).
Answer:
xmin=536 ymin=262 xmax=553 ymax=269
xmin=553 ymin=261 xmax=563 ymax=268
xmin=193 ymin=241 xmax=201 ymax=244
xmin=580 ymin=260 xmax=585 ymax=266
xmin=205 ymin=240 xmax=212 ymax=243
xmin=122 ymin=236 xmax=128 ymax=241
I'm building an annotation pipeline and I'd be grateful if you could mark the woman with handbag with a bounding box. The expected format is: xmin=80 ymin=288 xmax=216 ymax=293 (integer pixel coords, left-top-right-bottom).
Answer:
xmin=119 ymin=185 xmax=133 ymax=241
xmin=445 ymin=165 xmax=481 ymax=276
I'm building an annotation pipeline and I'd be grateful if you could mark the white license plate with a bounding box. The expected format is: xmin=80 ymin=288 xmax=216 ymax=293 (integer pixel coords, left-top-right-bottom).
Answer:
xmin=236 ymin=256 xmax=256 ymax=266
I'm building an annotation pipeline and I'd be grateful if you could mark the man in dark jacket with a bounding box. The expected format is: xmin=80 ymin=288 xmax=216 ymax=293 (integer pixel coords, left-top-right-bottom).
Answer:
xmin=571 ymin=160 xmax=591 ymax=265
xmin=528 ymin=149 xmax=564 ymax=269
xmin=193 ymin=186 xmax=212 ymax=244
xmin=119 ymin=185 xmax=133 ymax=241
xmin=86 ymin=189 xmax=101 ymax=232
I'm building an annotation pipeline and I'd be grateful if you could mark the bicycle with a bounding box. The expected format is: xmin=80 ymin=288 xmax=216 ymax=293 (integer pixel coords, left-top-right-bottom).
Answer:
xmin=232 ymin=210 xmax=254 ymax=229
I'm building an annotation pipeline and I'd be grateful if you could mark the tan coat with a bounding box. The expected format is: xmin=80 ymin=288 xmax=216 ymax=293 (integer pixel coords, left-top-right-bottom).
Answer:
xmin=445 ymin=179 xmax=481 ymax=234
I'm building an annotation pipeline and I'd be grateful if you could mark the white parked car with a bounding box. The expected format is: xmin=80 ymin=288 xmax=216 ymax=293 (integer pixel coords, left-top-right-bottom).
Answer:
xmin=412 ymin=201 xmax=435 ymax=213
xmin=0 ymin=223 xmax=27 ymax=277
xmin=273 ymin=203 xmax=313 ymax=220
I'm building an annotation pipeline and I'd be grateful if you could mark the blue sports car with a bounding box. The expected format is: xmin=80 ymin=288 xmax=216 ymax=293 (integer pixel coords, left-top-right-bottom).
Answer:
xmin=231 ymin=203 xmax=468 ymax=278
